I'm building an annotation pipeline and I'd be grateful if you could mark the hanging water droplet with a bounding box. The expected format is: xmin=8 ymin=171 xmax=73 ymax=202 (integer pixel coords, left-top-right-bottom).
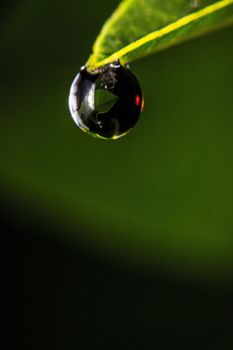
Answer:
xmin=68 ymin=62 xmax=144 ymax=140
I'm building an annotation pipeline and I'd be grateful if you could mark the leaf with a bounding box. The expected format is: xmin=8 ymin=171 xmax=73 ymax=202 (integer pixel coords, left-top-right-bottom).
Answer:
xmin=87 ymin=0 xmax=233 ymax=71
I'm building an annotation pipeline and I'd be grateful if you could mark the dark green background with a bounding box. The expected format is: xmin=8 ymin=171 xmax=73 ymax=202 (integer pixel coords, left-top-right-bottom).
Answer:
xmin=2 ymin=0 xmax=233 ymax=348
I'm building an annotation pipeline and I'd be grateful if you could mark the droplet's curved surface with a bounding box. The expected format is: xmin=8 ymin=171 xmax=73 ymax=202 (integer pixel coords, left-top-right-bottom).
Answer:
xmin=69 ymin=63 xmax=143 ymax=139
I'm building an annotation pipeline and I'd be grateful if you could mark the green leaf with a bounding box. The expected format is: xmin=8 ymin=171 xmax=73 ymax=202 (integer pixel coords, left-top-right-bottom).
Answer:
xmin=87 ymin=0 xmax=233 ymax=70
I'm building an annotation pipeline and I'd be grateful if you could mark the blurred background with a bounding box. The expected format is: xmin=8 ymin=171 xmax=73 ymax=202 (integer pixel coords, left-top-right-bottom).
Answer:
xmin=2 ymin=0 xmax=233 ymax=348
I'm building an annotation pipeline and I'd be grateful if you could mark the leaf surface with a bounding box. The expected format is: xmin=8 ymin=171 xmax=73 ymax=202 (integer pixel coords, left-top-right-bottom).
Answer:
xmin=87 ymin=0 xmax=233 ymax=70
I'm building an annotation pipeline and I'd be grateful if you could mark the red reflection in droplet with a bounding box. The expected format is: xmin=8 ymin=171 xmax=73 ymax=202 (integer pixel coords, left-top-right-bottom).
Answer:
xmin=135 ymin=94 xmax=141 ymax=107
xmin=135 ymin=94 xmax=144 ymax=110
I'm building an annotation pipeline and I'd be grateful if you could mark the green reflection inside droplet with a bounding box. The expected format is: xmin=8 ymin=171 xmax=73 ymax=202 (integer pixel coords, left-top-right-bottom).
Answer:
xmin=94 ymin=89 xmax=119 ymax=115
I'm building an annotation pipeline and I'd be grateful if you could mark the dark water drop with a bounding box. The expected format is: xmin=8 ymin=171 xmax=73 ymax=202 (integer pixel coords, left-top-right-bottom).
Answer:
xmin=69 ymin=62 xmax=144 ymax=140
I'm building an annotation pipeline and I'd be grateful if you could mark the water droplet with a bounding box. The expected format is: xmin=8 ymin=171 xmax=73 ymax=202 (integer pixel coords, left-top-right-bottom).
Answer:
xmin=68 ymin=63 xmax=143 ymax=140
